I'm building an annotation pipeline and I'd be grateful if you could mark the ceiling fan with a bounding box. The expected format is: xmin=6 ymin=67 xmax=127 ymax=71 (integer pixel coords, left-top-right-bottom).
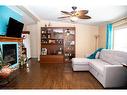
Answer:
xmin=58 ymin=6 xmax=91 ymax=21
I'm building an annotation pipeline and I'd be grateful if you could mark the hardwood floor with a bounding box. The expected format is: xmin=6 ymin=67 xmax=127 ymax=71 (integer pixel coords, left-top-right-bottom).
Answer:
xmin=0 ymin=59 xmax=103 ymax=89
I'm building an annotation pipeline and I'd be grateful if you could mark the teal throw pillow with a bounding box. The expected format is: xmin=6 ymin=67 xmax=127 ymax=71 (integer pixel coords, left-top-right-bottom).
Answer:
xmin=87 ymin=48 xmax=103 ymax=59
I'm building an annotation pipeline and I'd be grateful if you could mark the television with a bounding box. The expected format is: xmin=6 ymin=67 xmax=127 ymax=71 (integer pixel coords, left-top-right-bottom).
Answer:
xmin=6 ymin=17 xmax=24 ymax=38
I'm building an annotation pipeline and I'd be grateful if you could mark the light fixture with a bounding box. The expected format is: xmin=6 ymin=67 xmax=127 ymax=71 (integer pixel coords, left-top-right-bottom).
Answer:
xmin=70 ymin=16 xmax=78 ymax=22
xmin=94 ymin=34 xmax=100 ymax=50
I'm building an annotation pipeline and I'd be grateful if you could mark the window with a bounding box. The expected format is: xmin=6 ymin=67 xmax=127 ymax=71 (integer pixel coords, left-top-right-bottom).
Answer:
xmin=113 ymin=27 xmax=127 ymax=52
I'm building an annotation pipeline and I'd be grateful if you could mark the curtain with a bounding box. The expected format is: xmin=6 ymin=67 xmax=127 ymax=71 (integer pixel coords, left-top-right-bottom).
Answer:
xmin=106 ymin=24 xmax=113 ymax=49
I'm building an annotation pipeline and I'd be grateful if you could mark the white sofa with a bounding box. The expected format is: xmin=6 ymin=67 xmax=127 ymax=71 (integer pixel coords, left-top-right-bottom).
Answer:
xmin=72 ymin=49 xmax=127 ymax=88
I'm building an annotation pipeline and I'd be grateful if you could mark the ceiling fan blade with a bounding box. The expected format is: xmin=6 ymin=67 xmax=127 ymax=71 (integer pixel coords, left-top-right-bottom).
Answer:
xmin=58 ymin=16 xmax=70 ymax=19
xmin=77 ymin=10 xmax=88 ymax=14
xmin=61 ymin=11 xmax=72 ymax=15
xmin=77 ymin=15 xmax=91 ymax=19
xmin=59 ymin=6 xmax=91 ymax=20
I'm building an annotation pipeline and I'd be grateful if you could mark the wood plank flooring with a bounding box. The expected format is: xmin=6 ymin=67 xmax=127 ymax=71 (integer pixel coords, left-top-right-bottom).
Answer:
xmin=0 ymin=59 xmax=103 ymax=89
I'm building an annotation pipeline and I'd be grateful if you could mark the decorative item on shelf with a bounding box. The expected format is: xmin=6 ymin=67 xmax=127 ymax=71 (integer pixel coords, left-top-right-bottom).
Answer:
xmin=64 ymin=52 xmax=74 ymax=61
xmin=41 ymin=30 xmax=45 ymax=34
xmin=41 ymin=40 xmax=44 ymax=43
xmin=49 ymin=40 xmax=55 ymax=44
xmin=70 ymin=53 xmax=75 ymax=59
xmin=65 ymin=53 xmax=69 ymax=57
xmin=70 ymin=41 xmax=75 ymax=45
xmin=65 ymin=42 xmax=70 ymax=46
xmin=47 ymin=28 xmax=52 ymax=33
xmin=45 ymin=24 xmax=47 ymax=27
xmin=48 ymin=40 xmax=52 ymax=44
xmin=58 ymin=48 xmax=63 ymax=55
xmin=65 ymin=29 xmax=70 ymax=36
xmin=54 ymin=33 xmax=58 ymax=39
xmin=59 ymin=39 xmax=63 ymax=44
xmin=41 ymin=48 xmax=47 ymax=55
xmin=56 ymin=39 xmax=59 ymax=44
xmin=42 ymin=40 xmax=48 ymax=44
xmin=68 ymin=53 xmax=72 ymax=59
xmin=56 ymin=39 xmax=63 ymax=44
xmin=42 ymin=35 xmax=47 ymax=39
xmin=48 ymin=34 xmax=51 ymax=38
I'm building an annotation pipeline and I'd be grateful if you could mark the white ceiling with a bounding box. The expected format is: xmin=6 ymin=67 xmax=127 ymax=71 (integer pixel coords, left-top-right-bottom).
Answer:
xmin=8 ymin=0 xmax=127 ymax=25
xmin=24 ymin=5 xmax=127 ymax=25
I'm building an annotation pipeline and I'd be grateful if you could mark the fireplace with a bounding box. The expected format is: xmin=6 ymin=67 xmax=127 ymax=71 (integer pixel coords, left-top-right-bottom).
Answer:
xmin=0 ymin=42 xmax=18 ymax=66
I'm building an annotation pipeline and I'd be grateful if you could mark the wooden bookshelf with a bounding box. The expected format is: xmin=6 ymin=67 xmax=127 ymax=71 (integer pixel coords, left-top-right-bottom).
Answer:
xmin=40 ymin=55 xmax=64 ymax=64
xmin=0 ymin=36 xmax=23 ymax=42
xmin=40 ymin=27 xmax=75 ymax=63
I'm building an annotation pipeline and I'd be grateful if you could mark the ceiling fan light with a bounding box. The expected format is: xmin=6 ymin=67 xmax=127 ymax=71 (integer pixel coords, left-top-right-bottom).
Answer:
xmin=70 ymin=16 xmax=78 ymax=21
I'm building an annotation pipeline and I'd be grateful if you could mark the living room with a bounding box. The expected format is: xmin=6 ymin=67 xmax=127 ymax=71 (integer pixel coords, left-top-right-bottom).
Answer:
xmin=0 ymin=0 xmax=127 ymax=94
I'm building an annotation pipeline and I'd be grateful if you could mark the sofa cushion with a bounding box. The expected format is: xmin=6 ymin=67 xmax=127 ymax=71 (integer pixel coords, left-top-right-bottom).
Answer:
xmin=100 ymin=49 xmax=127 ymax=65
xmin=72 ymin=58 xmax=90 ymax=64
xmin=88 ymin=59 xmax=110 ymax=75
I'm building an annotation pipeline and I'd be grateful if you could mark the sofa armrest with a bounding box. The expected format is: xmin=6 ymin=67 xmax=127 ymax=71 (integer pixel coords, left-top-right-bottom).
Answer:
xmin=103 ymin=65 xmax=127 ymax=87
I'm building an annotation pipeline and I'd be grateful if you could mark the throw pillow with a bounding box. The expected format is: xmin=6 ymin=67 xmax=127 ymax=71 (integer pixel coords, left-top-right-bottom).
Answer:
xmin=95 ymin=52 xmax=100 ymax=59
xmin=87 ymin=48 xmax=103 ymax=59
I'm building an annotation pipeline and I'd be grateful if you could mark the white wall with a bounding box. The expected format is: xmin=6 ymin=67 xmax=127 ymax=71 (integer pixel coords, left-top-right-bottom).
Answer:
xmin=98 ymin=24 xmax=106 ymax=48
xmin=25 ymin=24 xmax=38 ymax=58
xmin=25 ymin=20 xmax=99 ymax=60
xmin=76 ymin=24 xmax=98 ymax=57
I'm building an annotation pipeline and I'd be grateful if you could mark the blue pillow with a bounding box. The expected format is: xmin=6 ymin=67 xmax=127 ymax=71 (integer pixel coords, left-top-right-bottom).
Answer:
xmin=87 ymin=48 xmax=103 ymax=59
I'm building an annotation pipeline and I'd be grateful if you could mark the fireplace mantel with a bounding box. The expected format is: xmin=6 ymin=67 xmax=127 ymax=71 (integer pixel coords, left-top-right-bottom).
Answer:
xmin=0 ymin=36 xmax=23 ymax=42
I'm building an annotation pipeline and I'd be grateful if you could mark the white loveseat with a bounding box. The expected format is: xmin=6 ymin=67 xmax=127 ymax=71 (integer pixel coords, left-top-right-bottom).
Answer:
xmin=72 ymin=49 xmax=127 ymax=88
